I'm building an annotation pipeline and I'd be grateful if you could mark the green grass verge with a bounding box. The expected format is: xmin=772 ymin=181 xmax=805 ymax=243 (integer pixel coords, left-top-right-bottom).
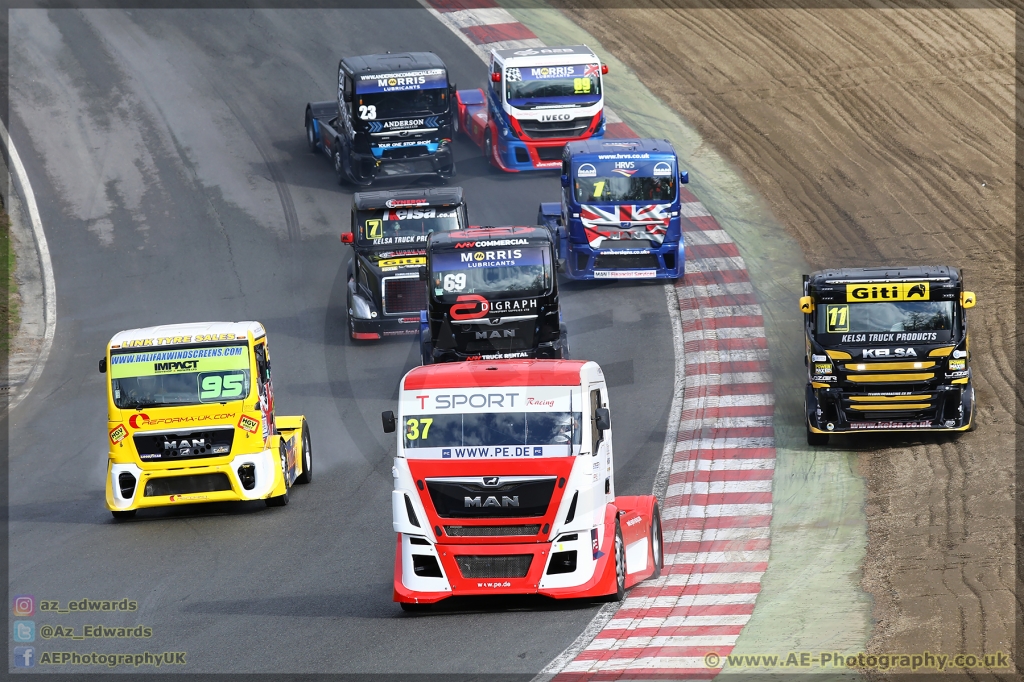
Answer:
xmin=1 ymin=202 xmax=18 ymax=358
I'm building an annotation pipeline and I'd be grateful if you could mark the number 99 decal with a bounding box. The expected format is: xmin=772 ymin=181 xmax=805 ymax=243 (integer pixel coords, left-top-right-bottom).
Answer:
xmin=199 ymin=371 xmax=249 ymax=402
xmin=405 ymin=418 xmax=433 ymax=441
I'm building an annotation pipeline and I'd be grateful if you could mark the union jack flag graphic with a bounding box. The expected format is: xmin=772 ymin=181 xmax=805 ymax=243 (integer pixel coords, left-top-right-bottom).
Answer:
xmin=584 ymin=64 xmax=600 ymax=78
xmin=580 ymin=204 xmax=671 ymax=247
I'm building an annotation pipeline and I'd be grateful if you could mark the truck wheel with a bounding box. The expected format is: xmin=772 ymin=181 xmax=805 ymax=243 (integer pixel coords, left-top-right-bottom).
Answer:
xmin=608 ymin=518 xmax=626 ymax=601
xmin=111 ymin=510 xmax=136 ymax=521
xmin=650 ymin=503 xmax=664 ymax=579
xmin=295 ymin=421 xmax=312 ymax=484
xmin=305 ymin=110 xmax=318 ymax=153
xmin=334 ymin=142 xmax=346 ymax=186
xmin=807 ymin=427 xmax=829 ymax=447
xmin=265 ymin=443 xmax=291 ymax=507
xmin=558 ymin=323 xmax=570 ymax=359
xmin=484 ymin=130 xmax=494 ymax=167
xmin=420 ymin=329 xmax=433 ymax=366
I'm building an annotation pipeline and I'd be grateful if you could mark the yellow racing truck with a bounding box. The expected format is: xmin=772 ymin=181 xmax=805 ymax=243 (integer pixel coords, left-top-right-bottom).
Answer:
xmin=801 ymin=266 xmax=976 ymax=445
xmin=100 ymin=322 xmax=311 ymax=520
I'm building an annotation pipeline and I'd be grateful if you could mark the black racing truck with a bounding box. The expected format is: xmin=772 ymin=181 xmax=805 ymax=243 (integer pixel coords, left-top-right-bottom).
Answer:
xmin=342 ymin=188 xmax=468 ymax=340
xmin=418 ymin=226 xmax=568 ymax=364
xmin=800 ymin=265 xmax=977 ymax=445
xmin=305 ymin=52 xmax=456 ymax=185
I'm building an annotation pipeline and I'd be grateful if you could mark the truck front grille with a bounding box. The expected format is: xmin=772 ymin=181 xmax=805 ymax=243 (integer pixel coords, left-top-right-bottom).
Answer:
xmin=133 ymin=427 xmax=234 ymax=462
xmin=426 ymin=477 xmax=556 ymax=518
xmin=143 ymin=473 xmax=232 ymax=497
xmin=519 ymin=118 xmax=591 ymax=139
xmin=382 ymin=277 xmax=426 ymax=315
xmin=840 ymin=393 xmax=940 ymax=422
xmin=456 ymin=554 xmax=533 ymax=579
xmin=445 ymin=525 xmax=541 ymax=537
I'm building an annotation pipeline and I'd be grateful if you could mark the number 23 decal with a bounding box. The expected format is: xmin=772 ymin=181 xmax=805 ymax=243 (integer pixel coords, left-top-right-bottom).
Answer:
xmin=358 ymin=105 xmax=377 ymax=120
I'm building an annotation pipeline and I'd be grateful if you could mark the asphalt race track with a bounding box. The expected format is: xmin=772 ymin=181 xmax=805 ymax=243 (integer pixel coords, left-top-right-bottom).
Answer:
xmin=8 ymin=8 xmax=675 ymax=674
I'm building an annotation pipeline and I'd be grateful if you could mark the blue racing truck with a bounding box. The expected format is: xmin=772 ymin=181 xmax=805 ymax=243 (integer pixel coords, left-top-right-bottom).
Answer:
xmin=538 ymin=139 xmax=689 ymax=280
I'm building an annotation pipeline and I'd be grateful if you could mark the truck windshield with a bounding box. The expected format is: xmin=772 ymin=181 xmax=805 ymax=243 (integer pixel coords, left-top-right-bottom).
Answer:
xmin=430 ymin=247 xmax=552 ymax=300
xmin=575 ymin=176 xmax=676 ymax=203
xmin=109 ymin=345 xmax=250 ymax=409
xmin=817 ymin=301 xmax=956 ymax=340
xmin=357 ymin=207 xmax=461 ymax=245
xmin=404 ymin=412 xmax=583 ymax=450
xmin=505 ymin=64 xmax=601 ymax=108
xmin=356 ymin=87 xmax=448 ymax=119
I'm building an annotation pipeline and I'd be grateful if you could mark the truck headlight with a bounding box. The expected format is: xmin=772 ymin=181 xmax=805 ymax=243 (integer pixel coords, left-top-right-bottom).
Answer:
xmin=351 ymin=294 xmax=373 ymax=320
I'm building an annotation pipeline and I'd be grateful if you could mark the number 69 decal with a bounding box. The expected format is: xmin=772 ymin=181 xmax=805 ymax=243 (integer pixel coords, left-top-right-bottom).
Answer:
xmin=443 ymin=273 xmax=466 ymax=292
xmin=358 ymin=105 xmax=377 ymax=120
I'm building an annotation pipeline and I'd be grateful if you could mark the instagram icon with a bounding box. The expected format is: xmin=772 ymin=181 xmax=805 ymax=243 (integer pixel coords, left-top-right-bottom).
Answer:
xmin=12 ymin=596 xmax=34 ymax=617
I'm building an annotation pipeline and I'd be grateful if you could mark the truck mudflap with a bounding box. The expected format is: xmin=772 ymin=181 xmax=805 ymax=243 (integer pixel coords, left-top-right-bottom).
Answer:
xmin=393 ymin=497 xmax=662 ymax=605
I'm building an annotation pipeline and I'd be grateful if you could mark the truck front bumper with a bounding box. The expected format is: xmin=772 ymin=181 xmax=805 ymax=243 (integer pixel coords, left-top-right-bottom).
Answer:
xmin=562 ymin=241 xmax=685 ymax=281
xmin=393 ymin=531 xmax=611 ymax=603
xmin=105 ymin=449 xmax=278 ymax=512
xmin=349 ymin=313 xmax=423 ymax=340
xmin=805 ymin=381 xmax=975 ymax=434
xmin=360 ymin=143 xmax=455 ymax=179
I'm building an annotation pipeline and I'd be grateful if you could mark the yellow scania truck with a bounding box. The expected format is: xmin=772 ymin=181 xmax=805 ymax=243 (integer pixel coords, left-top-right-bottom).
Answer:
xmin=100 ymin=322 xmax=311 ymax=520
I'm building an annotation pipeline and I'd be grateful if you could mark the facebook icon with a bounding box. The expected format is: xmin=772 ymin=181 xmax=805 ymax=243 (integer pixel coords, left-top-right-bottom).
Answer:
xmin=13 ymin=646 xmax=35 ymax=668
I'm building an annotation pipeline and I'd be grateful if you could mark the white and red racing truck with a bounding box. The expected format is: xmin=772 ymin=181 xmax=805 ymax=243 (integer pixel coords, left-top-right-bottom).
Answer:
xmin=382 ymin=359 xmax=663 ymax=608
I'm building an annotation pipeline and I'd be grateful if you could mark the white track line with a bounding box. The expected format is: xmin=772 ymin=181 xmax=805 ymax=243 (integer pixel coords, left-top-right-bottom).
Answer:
xmin=1 ymin=117 xmax=56 ymax=414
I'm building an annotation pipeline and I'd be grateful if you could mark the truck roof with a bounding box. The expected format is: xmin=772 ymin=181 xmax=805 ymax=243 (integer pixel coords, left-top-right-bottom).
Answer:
xmin=492 ymin=45 xmax=598 ymax=66
xmin=566 ymin=138 xmax=676 ymax=158
xmin=429 ymin=225 xmax=552 ymax=247
xmin=403 ymin=359 xmax=592 ymax=389
xmin=353 ymin=187 xmax=463 ymax=211
xmin=808 ymin=265 xmax=961 ymax=287
xmin=341 ymin=52 xmax=446 ymax=76
xmin=108 ymin=321 xmax=265 ymax=349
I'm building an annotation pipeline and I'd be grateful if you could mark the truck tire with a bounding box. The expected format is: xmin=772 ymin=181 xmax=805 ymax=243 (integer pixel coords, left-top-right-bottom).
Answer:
xmin=602 ymin=518 xmax=626 ymax=602
xmin=420 ymin=329 xmax=433 ymax=366
xmin=558 ymin=323 xmax=570 ymax=359
xmin=334 ymin=141 xmax=346 ymax=186
xmin=650 ymin=503 xmax=664 ymax=579
xmin=305 ymin=110 xmax=318 ymax=153
xmin=111 ymin=510 xmax=136 ymax=521
xmin=295 ymin=421 xmax=313 ymax=484
xmin=265 ymin=442 xmax=290 ymax=507
xmin=484 ymin=130 xmax=495 ymax=167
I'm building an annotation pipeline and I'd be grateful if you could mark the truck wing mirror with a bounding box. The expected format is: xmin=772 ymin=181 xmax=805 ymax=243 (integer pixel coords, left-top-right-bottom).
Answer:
xmin=679 ymin=171 xmax=689 ymax=184
xmin=98 ymin=357 xmax=107 ymax=374
xmin=560 ymin=174 xmax=569 ymax=187
xmin=961 ymin=291 xmax=976 ymax=308
xmin=490 ymin=72 xmax=501 ymax=83
xmin=799 ymin=296 xmax=814 ymax=314
xmin=340 ymin=232 xmax=354 ymax=244
xmin=418 ymin=266 xmax=428 ymax=281
xmin=342 ymin=90 xmax=352 ymax=103
xmin=595 ymin=407 xmax=611 ymax=431
xmin=382 ymin=410 xmax=396 ymax=433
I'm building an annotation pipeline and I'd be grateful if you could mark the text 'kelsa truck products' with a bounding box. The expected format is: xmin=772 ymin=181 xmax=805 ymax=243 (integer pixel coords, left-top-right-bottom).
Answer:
xmin=382 ymin=360 xmax=663 ymax=609
xmin=305 ymin=52 xmax=456 ymax=185
xmin=456 ymin=46 xmax=608 ymax=172
xmin=418 ymin=226 xmax=568 ymax=364
xmin=101 ymin=322 xmax=312 ymax=520
xmin=800 ymin=266 xmax=977 ymax=445
xmin=539 ymin=138 xmax=690 ymax=280
xmin=342 ymin=187 xmax=469 ymax=341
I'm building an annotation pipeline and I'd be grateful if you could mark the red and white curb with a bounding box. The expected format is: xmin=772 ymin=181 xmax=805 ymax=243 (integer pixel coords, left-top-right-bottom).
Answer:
xmin=420 ymin=2 xmax=776 ymax=679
